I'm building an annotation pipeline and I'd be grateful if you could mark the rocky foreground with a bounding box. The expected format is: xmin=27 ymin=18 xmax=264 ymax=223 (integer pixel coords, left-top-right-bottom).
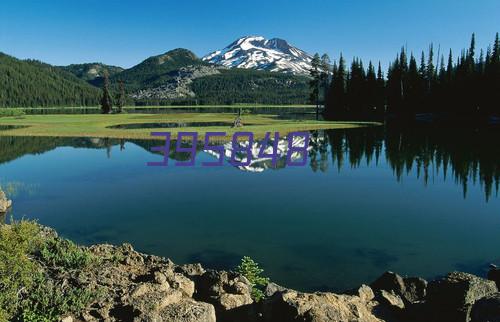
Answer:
xmin=0 ymin=189 xmax=12 ymax=212
xmin=28 ymin=231 xmax=500 ymax=322
xmin=1 ymin=213 xmax=500 ymax=322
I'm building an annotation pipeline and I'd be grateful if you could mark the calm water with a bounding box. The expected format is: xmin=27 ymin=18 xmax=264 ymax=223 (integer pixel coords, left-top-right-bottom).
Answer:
xmin=1 ymin=125 xmax=500 ymax=292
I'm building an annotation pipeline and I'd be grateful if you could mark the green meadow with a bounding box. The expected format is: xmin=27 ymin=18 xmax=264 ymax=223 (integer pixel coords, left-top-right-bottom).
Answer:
xmin=0 ymin=112 xmax=376 ymax=140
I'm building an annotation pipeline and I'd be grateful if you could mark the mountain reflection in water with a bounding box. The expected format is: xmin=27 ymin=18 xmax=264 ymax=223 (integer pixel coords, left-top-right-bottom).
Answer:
xmin=0 ymin=123 xmax=498 ymax=200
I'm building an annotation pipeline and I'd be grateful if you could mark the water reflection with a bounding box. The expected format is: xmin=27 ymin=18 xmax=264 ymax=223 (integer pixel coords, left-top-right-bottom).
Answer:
xmin=204 ymin=135 xmax=310 ymax=172
xmin=0 ymin=123 xmax=498 ymax=199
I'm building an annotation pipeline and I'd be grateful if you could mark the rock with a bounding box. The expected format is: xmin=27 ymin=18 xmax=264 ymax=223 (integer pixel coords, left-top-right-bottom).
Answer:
xmin=195 ymin=270 xmax=253 ymax=311
xmin=371 ymin=272 xmax=406 ymax=295
xmin=154 ymin=271 xmax=168 ymax=285
xmin=261 ymin=290 xmax=382 ymax=322
xmin=470 ymin=292 xmax=500 ymax=322
xmin=379 ymin=290 xmax=405 ymax=310
xmin=60 ymin=316 xmax=73 ymax=322
xmin=176 ymin=263 xmax=206 ymax=277
xmin=371 ymin=271 xmax=427 ymax=304
xmin=130 ymin=65 xmax=221 ymax=100
xmin=164 ymin=270 xmax=195 ymax=298
xmin=356 ymin=285 xmax=376 ymax=302
xmin=159 ymin=299 xmax=216 ymax=322
xmin=124 ymin=283 xmax=182 ymax=313
xmin=0 ymin=189 xmax=12 ymax=212
xmin=426 ymin=272 xmax=498 ymax=322
xmin=370 ymin=289 xmax=406 ymax=322
xmin=264 ymin=282 xmax=288 ymax=297
xmin=194 ymin=270 xmax=254 ymax=321
xmin=402 ymin=277 xmax=427 ymax=303
xmin=487 ymin=264 xmax=500 ymax=289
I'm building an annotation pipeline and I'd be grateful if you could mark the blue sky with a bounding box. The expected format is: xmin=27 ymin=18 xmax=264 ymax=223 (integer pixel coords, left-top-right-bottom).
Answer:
xmin=1 ymin=0 xmax=499 ymax=69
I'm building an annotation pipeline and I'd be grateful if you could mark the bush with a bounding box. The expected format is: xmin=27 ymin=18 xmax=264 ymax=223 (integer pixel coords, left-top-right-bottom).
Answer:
xmin=0 ymin=220 xmax=42 ymax=320
xmin=236 ymin=256 xmax=270 ymax=301
xmin=0 ymin=220 xmax=98 ymax=321
xmin=0 ymin=108 xmax=26 ymax=118
xmin=21 ymin=273 xmax=96 ymax=322
xmin=40 ymin=238 xmax=97 ymax=270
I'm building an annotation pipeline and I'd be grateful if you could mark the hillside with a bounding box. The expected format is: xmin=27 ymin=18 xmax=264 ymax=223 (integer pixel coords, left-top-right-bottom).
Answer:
xmin=112 ymin=48 xmax=207 ymax=90
xmin=123 ymin=48 xmax=310 ymax=105
xmin=0 ymin=44 xmax=312 ymax=107
xmin=0 ymin=53 xmax=100 ymax=107
xmin=191 ymin=68 xmax=310 ymax=105
xmin=60 ymin=63 xmax=124 ymax=85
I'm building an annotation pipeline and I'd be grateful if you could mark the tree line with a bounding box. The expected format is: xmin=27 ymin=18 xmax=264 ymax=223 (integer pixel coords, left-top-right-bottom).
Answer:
xmin=310 ymin=33 xmax=500 ymax=120
xmin=0 ymin=53 xmax=101 ymax=108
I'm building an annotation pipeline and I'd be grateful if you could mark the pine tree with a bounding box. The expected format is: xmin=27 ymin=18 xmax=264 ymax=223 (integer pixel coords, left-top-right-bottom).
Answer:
xmin=469 ymin=33 xmax=476 ymax=63
xmin=236 ymin=256 xmax=269 ymax=301
xmin=325 ymin=54 xmax=347 ymax=118
xmin=447 ymin=50 xmax=454 ymax=82
xmin=116 ymin=80 xmax=125 ymax=113
xmin=492 ymin=33 xmax=499 ymax=65
xmin=100 ymin=72 xmax=113 ymax=114
xmin=376 ymin=62 xmax=385 ymax=113
xmin=427 ymin=44 xmax=435 ymax=90
xmin=319 ymin=54 xmax=331 ymax=118
xmin=419 ymin=51 xmax=426 ymax=77
xmin=407 ymin=54 xmax=421 ymax=113
xmin=366 ymin=61 xmax=377 ymax=114
xmin=491 ymin=33 xmax=500 ymax=115
xmin=309 ymin=53 xmax=321 ymax=114
xmin=347 ymin=58 xmax=366 ymax=115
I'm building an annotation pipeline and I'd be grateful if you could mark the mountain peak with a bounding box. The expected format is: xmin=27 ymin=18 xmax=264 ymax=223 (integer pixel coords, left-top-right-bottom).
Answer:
xmin=202 ymin=36 xmax=313 ymax=74
xmin=150 ymin=48 xmax=199 ymax=65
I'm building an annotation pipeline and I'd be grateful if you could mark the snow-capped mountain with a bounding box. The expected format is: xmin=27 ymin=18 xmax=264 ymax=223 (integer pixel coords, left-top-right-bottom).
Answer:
xmin=202 ymin=36 xmax=313 ymax=75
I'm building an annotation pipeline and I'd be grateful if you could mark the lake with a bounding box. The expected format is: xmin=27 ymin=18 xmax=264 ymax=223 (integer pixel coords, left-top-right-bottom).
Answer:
xmin=1 ymin=123 xmax=499 ymax=292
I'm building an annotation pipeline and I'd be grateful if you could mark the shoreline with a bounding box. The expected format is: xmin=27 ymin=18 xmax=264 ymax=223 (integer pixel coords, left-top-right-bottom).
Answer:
xmin=1 ymin=220 xmax=500 ymax=322
xmin=0 ymin=113 xmax=379 ymax=140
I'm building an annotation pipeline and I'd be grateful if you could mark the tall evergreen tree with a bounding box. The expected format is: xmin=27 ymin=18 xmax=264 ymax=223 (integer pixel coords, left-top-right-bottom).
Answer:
xmin=468 ymin=34 xmax=476 ymax=62
xmin=100 ymin=72 xmax=113 ymax=114
xmin=446 ymin=50 xmax=453 ymax=82
xmin=309 ymin=53 xmax=321 ymax=112
xmin=325 ymin=54 xmax=347 ymax=117
xmin=116 ymin=80 xmax=126 ymax=113
xmin=366 ymin=61 xmax=377 ymax=115
xmin=493 ymin=33 xmax=500 ymax=65
xmin=319 ymin=54 xmax=331 ymax=119
xmin=346 ymin=58 xmax=366 ymax=115
xmin=406 ymin=54 xmax=421 ymax=113
xmin=426 ymin=44 xmax=435 ymax=90
xmin=375 ymin=62 xmax=385 ymax=113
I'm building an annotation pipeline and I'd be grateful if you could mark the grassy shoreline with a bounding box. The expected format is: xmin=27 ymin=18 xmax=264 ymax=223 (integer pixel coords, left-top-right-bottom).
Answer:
xmin=3 ymin=104 xmax=316 ymax=110
xmin=0 ymin=113 xmax=380 ymax=140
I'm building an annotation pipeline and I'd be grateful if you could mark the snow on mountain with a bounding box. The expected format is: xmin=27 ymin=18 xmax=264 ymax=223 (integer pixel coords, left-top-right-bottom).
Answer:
xmin=202 ymin=36 xmax=313 ymax=75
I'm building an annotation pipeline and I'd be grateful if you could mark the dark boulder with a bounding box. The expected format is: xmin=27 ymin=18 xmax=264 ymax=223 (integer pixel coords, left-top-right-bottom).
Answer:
xmin=470 ymin=292 xmax=500 ymax=322
xmin=370 ymin=271 xmax=427 ymax=304
xmin=426 ymin=272 xmax=497 ymax=322
xmin=194 ymin=270 xmax=255 ymax=322
xmin=264 ymin=282 xmax=288 ymax=297
xmin=487 ymin=264 xmax=500 ymax=289
xmin=261 ymin=289 xmax=382 ymax=322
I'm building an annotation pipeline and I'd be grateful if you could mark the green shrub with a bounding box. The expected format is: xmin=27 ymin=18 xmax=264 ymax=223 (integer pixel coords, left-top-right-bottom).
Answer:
xmin=0 ymin=221 xmax=99 ymax=322
xmin=236 ymin=256 xmax=270 ymax=301
xmin=40 ymin=238 xmax=97 ymax=270
xmin=0 ymin=108 xmax=26 ymax=118
xmin=0 ymin=220 xmax=42 ymax=320
xmin=21 ymin=273 xmax=96 ymax=322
